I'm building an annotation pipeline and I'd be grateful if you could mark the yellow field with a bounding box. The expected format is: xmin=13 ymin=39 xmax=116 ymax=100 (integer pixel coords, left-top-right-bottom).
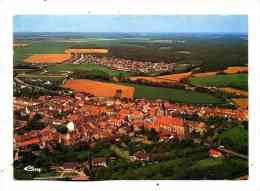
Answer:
xmin=220 ymin=88 xmax=248 ymax=97
xmin=63 ymin=79 xmax=135 ymax=99
xmin=24 ymin=54 xmax=72 ymax=64
xmin=232 ymin=98 xmax=248 ymax=109
xmin=129 ymin=76 xmax=173 ymax=84
xmin=64 ymin=48 xmax=109 ymax=54
xmin=157 ymin=72 xmax=192 ymax=82
xmin=129 ymin=72 xmax=192 ymax=84
xmin=224 ymin=66 xmax=248 ymax=74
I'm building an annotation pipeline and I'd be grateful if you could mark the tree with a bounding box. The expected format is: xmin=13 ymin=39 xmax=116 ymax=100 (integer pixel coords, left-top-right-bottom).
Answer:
xmin=26 ymin=113 xmax=46 ymax=131
xmin=217 ymin=124 xmax=248 ymax=154
xmin=56 ymin=124 xmax=68 ymax=134
xmin=144 ymin=128 xmax=160 ymax=142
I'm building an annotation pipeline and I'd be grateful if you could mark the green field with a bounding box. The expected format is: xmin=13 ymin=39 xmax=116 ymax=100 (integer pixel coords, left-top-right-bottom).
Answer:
xmin=20 ymin=75 xmax=65 ymax=81
xmin=46 ymin=63 xmax=129 ymax=77
xmin=189 ymin=73 xmax=248 ymax=90
xmin=123 ymin=83 xmax=224 ymax=104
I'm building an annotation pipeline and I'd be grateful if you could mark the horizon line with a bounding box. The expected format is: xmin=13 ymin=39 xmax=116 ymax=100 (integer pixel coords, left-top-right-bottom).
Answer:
xmin=13 ymin=31 xmax=248 ymax=34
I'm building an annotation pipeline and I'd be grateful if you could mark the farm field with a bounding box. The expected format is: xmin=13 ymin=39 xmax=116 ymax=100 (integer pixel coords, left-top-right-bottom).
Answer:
xmin=65 ymin=48 xmax=109 ymax=54
xmin=24 ymin=54 xmax=72 ymax=64
xmin=63 ymin=79 xmax=135 ymax=98
xmin=14 ymin=69 xmax=36 ymax=74
xmin=192 ymin=71 xmax=220 ymax=77
xmin=13 ymin=43 xmax=29 ymax=48
xmin=173 ymin=64 xmax=192 ymax=73
xmin=129 ymin=76 xmax=173 ymax=84
xmin=188 ymin=73 xmax=248 ymax=90
xmin=13 ymin=41 xmax=74 ymax=65
xmin=17 ymin=74 xmax=65 ymax=80
xmin=224 ymin=66 xmax=248 ymax=74
xmin=129 ymin=72 xmax=192 ymax=84
xmin=232 ymin=98 xmax=248 ymax=109
xmin=122 ymin=82 xmax=224 ymax=104
xmin=220 ymin=87 xmax=248 ymax=97
xmin=14 ymin=32 xmax=248 ymax=71
xmin=157 ymin=72 xmax=192 ymax=82
xmin=46 ymin=63 xmax=129 ymax=77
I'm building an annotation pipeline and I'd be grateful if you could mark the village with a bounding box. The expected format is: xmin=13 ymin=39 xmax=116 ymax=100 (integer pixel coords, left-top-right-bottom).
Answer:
xmin=13 ymin=46 xmax=249 ymax=180
xmin=24 ymin=49 xmax=175 ymax=74
xmin=68 ymin=54 xmax=175 ymax=73
xmin=13 ymin=89 xmax=248 ymax=180
xmin=14 ymin=92 xmax=248 ymax=149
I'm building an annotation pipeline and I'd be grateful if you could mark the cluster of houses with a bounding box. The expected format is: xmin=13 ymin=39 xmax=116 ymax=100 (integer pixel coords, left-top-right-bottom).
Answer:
xmin=13 ymin=93 xmax=249 ymax=179
xmin=14 ymin=95 xmax=188 ymax=150
xmin=14 ymin=92 xmax=248 ymax=152
xmin=71 ymin=54 xmax=175 ymax=73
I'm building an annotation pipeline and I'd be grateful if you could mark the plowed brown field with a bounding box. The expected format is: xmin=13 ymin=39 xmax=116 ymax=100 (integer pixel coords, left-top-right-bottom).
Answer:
xmin=24 ymin=54 xmax=72 ymax=64
xmin=63 ymin=79 xmax=134 ymax=99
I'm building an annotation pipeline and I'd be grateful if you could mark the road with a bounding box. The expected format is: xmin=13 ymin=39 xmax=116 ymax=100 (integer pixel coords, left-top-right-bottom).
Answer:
xmin=218 ymin=147 xmax=248 ymax=160
xmin=14 ymin=77 xmax=63 ymax=95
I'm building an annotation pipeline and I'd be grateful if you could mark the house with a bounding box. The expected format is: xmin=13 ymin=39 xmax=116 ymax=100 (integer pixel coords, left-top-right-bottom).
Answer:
xmin=18 ymin=138 xmax=40 ymax=148
xmin=131 ymin=150 xmax=150 ymax=161
xmin=92 ymin=157 xmax=108 ymax=167
xmin=62 ymin=162 xmax=81 ymax=171
xmin=145 ymin=116 xmax=187 ymax=139
xmin=135 ymin=150 xmax=150 ymax=161
xmin=208 ymin=148 xmax=222 ymax=158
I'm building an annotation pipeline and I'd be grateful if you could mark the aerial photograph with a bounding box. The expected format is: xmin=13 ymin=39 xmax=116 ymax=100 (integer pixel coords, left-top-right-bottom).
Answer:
xmin=13 ymin=15 xmax=248 ymax=180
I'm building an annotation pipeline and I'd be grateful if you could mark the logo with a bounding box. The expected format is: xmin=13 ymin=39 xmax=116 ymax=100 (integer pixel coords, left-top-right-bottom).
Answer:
xmin=24 ymin=165 xmax=41 ymax=173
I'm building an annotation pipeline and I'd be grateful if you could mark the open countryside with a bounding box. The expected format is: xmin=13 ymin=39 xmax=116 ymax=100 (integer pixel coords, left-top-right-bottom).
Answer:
xmin=13 ymin=15 xmax=248 ymax=181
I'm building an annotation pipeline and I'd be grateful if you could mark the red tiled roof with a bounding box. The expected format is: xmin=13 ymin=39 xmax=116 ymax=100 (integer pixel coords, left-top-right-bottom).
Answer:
xmin=19 ymin=138 xmax=40 ymax=147
xmin=118 ymin=109 xmax=130 ymax=116
xmin=208 ymin=148 xmax=222 ymax=157
xmin=154 ymin=116 xmax=183 ymax=127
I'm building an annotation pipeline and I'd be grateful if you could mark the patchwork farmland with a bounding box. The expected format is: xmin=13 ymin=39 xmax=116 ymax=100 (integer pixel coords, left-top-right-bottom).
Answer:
xmin=13 ymin=31 xmax=249 ymax=181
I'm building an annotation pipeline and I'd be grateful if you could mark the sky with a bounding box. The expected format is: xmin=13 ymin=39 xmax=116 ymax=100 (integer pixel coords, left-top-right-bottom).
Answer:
xmin=14 ymin=15 xmax=248 ymax=33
